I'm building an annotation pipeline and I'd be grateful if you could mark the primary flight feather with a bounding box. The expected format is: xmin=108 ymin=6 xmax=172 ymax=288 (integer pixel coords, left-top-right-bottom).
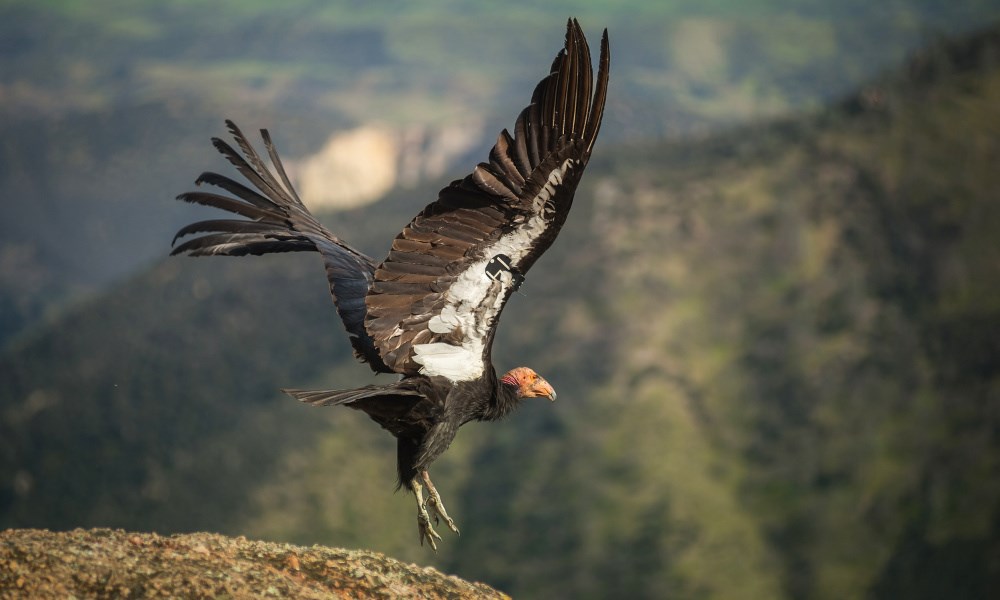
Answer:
xmin=172 ymin=18 xmax=609 ymax=549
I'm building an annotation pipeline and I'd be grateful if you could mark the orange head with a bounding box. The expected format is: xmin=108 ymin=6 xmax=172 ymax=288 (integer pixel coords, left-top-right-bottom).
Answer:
xmin=500 ymin=367 xmax=557 ymax=401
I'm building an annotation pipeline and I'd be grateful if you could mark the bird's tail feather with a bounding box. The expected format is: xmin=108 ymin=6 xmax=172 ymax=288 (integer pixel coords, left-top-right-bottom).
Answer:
xmin=284 ymin=384 xmax=422 ymax=407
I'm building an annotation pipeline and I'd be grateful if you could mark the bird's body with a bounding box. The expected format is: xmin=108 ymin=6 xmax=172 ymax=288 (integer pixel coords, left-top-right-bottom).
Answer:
xmin=171 ymin=19 xmax=609 ymax=548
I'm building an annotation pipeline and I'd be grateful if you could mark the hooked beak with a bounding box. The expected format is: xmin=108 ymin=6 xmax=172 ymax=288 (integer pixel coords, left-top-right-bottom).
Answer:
xmin=534 ymin=379 xmax=557 ymax=402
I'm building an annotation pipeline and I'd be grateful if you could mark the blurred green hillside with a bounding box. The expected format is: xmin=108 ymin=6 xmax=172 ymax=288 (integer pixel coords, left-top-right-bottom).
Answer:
xmin=7 ymin=0 xmax=995 ymax=123
xmin=3 ymin=20 xmax=999 ymax=599
xmin=2 ymin=0 xmax=997 ymax=346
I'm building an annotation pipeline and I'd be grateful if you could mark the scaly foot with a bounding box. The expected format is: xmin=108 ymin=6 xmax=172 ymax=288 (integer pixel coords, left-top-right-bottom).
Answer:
xmin=421 ymin=470 xmax=460 ymax=535
xmin=412 ymin=477 xmax=442 ymax=550
xmin=411 ymin=471 xmax=460 ymax=550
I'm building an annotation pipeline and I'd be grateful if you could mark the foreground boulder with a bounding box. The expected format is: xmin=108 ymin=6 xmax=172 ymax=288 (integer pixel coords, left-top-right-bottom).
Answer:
xmin=0 ymin=528 xmax=508 ymax=599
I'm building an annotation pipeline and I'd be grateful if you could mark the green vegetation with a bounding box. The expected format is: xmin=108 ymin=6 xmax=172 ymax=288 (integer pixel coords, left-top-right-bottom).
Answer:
xmin=1 ymin=1 xmax=995 ymax=346
xmin=4 ymin=0 xmax=995 ymax=124
xmin=2 ymin=8 xmax=1000 ymax=600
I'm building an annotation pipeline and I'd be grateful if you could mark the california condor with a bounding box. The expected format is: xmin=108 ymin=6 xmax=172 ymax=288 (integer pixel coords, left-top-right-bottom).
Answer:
xmin=171 ymin=19 xmax=609 ymax=549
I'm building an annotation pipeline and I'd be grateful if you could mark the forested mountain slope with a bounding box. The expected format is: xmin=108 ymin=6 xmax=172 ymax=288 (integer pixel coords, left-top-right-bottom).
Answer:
xmin=2 ymin=0 xmax=995 ymax=346
xmin=2 ymin=24 xmax=998 ymax=600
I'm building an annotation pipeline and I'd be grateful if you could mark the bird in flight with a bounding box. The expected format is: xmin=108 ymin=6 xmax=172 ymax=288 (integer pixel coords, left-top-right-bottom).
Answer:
xmin=171 ymin=18 xmax=609 ymax=549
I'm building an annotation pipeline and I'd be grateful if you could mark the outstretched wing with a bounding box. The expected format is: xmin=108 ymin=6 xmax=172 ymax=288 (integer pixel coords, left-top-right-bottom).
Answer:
xmin=365 ymin=19 xmax=610 ymax=381
xmin=171 ymin=121 xmax=389 ymax=371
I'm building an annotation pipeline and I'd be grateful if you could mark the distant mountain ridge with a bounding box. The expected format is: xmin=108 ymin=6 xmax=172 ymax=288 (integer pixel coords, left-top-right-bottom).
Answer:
xmin=1 ymin=3 xmax=994 ymax=346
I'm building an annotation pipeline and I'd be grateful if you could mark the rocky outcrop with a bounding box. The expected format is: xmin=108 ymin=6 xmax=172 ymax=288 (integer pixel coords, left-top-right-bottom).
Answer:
xmin=0 ymin=528 xmax=508 ymax=599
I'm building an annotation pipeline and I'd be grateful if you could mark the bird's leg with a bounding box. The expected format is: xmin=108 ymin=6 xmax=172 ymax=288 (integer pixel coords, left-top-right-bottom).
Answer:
xmin=421 ymin=470 xmax=460 ymax=535
xmin=411 ymin=470 xmax=460 ymax=550
xmin=412 ymin=477 xmax=442 ymax=550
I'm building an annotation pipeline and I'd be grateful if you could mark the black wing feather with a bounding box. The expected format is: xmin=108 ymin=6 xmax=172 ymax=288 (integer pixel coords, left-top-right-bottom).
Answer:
xmin=364 ymin=19 xmax=610 ymax=376
xmin=170 ymin=19 xmax=610 ymax=380
xmin=172 ymin=124 xmax=389 ymax=371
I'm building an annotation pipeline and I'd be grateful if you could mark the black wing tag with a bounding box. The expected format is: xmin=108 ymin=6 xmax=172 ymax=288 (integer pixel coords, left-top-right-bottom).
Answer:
xmin=485 ymin=254 xmax=525 ymax=291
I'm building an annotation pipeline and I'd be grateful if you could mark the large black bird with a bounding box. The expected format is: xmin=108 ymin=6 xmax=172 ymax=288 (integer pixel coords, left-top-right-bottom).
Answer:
xmin=171 ymin=19 xmax=609 ymax=549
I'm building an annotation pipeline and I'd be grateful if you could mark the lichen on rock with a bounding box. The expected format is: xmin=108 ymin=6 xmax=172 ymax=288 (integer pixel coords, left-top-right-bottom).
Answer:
xmin=0 ymin=528 xmax=508 ymax=599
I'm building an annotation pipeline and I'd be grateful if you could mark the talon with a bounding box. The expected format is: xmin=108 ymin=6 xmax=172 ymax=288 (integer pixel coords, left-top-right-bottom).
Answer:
xmin=412 ymin=472 xmax=460 ymax=549
xmin=422 ymin=470 xmax=460 ymax=535
xmin=413 ymin=477 xmax=444 ymax=551
xmin=417 ymin=511 xmax=442 ymax=551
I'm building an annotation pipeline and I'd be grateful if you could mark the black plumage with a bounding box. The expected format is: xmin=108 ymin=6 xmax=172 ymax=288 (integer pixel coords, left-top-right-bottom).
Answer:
xmin=171 ymin=18 xmax=609 ymax=549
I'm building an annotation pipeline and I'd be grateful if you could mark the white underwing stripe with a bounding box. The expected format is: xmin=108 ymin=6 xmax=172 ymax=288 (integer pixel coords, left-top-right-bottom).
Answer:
xmin=414 ymin=159 xmax=577 ymax=381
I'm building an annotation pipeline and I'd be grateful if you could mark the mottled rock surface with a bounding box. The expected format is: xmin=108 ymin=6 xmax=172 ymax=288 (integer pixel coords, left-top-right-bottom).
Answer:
xmin=0 ymin=528 xmax=508 ymax=599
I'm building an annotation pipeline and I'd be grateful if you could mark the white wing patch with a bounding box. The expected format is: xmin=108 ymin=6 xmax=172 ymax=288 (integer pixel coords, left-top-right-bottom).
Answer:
xmin=427 ymin=304 xmax=462 ymax=334
xmin=411 ymin=342 xmax=482 ymax=380
xmin=411 ymin=158 xmax=577 ymax=382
